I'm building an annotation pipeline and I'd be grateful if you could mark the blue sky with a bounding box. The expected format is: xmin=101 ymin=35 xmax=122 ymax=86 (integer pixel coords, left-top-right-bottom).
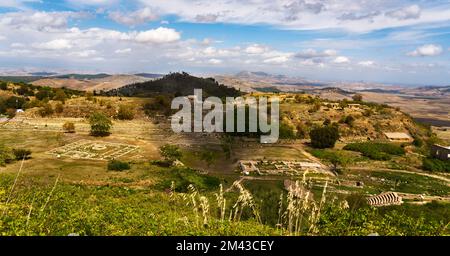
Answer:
xmin=0 ymin=0 xmax=449 ymax=85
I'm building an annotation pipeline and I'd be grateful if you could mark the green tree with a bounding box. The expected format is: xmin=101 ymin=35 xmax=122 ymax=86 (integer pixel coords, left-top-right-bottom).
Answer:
xmin=35 ymin=87 xmax=53 ymax=101
xmin=352 ymin=93 xmax=363 ymax=102
xmin=6 ymin=96 xmax=26 ymax=109
xmin=53 ymin=89 xmax=67 ymax=103
xmin=89 ymin=112 xmax=112 ymax=136
xmin=310 ymin=126 xmax=340 ymax=149
xmin=0 ymin=81 xmax=7 ymax=90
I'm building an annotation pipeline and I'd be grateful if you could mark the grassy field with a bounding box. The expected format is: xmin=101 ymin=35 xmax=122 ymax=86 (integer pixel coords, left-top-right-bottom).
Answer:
xmin=1 ymin=98 xmax=449 ymax=236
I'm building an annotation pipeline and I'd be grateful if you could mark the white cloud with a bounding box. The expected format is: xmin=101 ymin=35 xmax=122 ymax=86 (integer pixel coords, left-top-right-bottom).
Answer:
xmin=109 ymin=7 xmax=158 ymax=26
xmin=195 ymin=14 xmax=219 ymax=23
xmin=245 ymin=44 xmax=268 ymax=54
xmin=386 ymin=5 xmax=421 ymax=20
xmin=0 ymin=11 xmax=86 ymax=31
xmin=69 ymin=50 xmax=97 ymax=58
xmin=10 ymin=43 xmax=25 ymax=48
xmin=67 ymin=0 xmax=117 ymax=6
xmin=0 ymin=0 xmax=41 ymax=9
xmin=358 ymin=60 xmax=375 ymax=67
xmin=263 ymin=56 xmax=289 ymax=64
xmin=333 ymin=56 xmax=350 ymax=64
xmin=32 ymin=39 xmax=73 ymax=50
xmin=115 ymin=48 xmax=132 ymax=54
xmin=133 ymin=27 xmax=181 ymax=44
xmin=136 ymin=0 xmax=450 ymax=33
xmin=407 ymin=44 xmax=443 ymax=57
xmin=295 ymin=48 xmax=337 ymax=58
xmin=208 ymin=58 xmax=222 ymax=64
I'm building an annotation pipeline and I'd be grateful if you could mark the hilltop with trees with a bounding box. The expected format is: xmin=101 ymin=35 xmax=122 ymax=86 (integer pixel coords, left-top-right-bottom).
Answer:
xmin=103 ymin=72 xmax=242 ymax=98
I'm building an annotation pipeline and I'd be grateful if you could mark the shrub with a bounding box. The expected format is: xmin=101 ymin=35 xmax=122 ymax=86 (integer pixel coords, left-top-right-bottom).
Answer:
xmin=422 ymin=158 xmax=450 ymax=173
xmin=0 ymin=145 xmax=15 ymax=166
xmin=89 ymin=112 xmax=112 ymax=136
xmin=340 ymin=115 xmax=355 ymax=126
xmin=159 ymin=144 xmax=182 ymax=163
xmin=53 ymin=89 xmax=67 ymax=103
xmin=343 ymin=142 xmax=405 ymax=160
xmin=310 ymin=149 xmax=351 ymax=174
xmin=159 ymin=167 xmax=220 ymax=192
xmin=116 ymin=105 xmax=135 ymax=120
xmin=310 ymin=125 xmax=340 ymax=149
xmin=279 ymin=122 xmax=296 ymax=139
xmin=85 ymin=91 xmax=94 ymax=101
xmin=39 ymin=103 xmax=54 ymax=117
xmin=63 ymin=122 xmax=76 ymax=133
xmin=107 ymin=160 xmax=131 ymax=171
xmin=12 ymin=148 xmax=32 ymax=160
xmin=55 ymin=103 xmax=64 ymax=114
xmin=6 ymin=108 xmax=16 ymax=118
xmin=308 ymin=102 xmax=321 ymax=113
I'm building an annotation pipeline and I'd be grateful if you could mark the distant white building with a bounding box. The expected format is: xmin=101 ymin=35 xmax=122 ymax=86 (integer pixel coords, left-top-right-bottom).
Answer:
xmin=384 ymin=132 xmax=413 ymax=143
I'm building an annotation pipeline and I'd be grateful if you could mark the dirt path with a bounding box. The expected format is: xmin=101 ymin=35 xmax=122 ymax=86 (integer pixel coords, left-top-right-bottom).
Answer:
xmin=348 ymin=167 xmax=450 ymax=184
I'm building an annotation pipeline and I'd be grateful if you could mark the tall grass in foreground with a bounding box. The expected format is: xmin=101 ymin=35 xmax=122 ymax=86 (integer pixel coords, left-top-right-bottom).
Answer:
xmin=173 ymin=171 xmax=331 ymax=236
xmin=1 ymin=161 xmax=447 ymax=236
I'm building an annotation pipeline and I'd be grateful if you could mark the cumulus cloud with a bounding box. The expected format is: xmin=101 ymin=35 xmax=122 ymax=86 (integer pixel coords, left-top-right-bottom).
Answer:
xmin=358 ymin=60 xmax=375 ymax=67
xmin=263 ymin=56 xmax=290 ymax=64
xmin=195 ymin=14 xmax=219 ymax=23
xmin=32 ymin=39 xmax=73 ymax=50
xmin=67 ymin=0 xmax=117 ymax=6
xmin=115 ymin=48 xmax=132 ymax=54
xmin=244 ymin=44 xmax=268 ymax=55
xmin=135 ymin=0 xmax=450 ymax=33
xmin=109 ymin=7 xmax=158 ymax=26
xmin=283 ymin=0 xmax=325 ymax=21
xmin=295 ymin=49 xmax=337 ymax=59
xmin=0 ymin=11 xmax=86 ymax=31
xmin=208 ymin=58 xmax=222 ymax=64
xmin=338 ymin=11 xmax=380 ymax=21
xmin=333 ymin=56 xmax=350 ymax=64
xmin=386 ymin=5 xmax=421 ymax=20
xmin=69 ymin=50 xmax=97 ymax=58
xmin=407 ymin=44 xmax=443 ymax=57
xmin=133 ymin=27 xmax=181 ymax=44
xmin=0 ymin=0 xmax=41 ymax=9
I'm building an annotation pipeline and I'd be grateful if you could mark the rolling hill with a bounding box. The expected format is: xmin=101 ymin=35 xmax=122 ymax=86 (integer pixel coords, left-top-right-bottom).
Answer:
xmin=105 ymin=72 xmax=242 ymax=98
